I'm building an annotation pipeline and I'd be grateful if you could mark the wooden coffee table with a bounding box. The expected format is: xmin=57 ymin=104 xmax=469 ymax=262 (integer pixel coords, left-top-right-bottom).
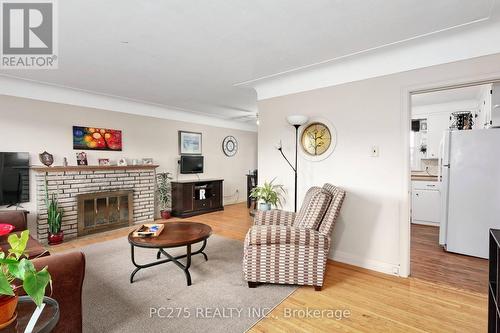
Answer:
xmin=128 ymin=221 xmax=212 ymax=286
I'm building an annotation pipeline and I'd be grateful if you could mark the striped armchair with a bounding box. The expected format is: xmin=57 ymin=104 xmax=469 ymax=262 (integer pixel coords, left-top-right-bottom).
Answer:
xmin=243 ymin=183 xmax=345 ymax=291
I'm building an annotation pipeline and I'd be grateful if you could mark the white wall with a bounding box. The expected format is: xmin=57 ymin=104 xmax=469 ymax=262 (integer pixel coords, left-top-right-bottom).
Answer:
xmin=0 ymin=95 xmax=257 ymax=234
xmin=257 ymin=52 xmax=500 ymax=276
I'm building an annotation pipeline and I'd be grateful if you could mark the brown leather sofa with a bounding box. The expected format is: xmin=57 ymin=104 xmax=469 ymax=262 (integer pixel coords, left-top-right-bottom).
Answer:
xmin=0 ymin=210 xmax=48 ymax=259
xmin=0 ymin=210 xmax=86 ymax=333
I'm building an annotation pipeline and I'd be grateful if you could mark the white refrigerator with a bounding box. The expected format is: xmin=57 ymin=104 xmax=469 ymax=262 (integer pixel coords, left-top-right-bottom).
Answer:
xmin=439 ymin=128 xmax=500 ymax=258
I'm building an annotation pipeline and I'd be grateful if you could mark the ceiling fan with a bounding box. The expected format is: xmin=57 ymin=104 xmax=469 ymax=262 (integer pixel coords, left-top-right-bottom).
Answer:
xmin=229 ymin=111 xmax=259 ymax=125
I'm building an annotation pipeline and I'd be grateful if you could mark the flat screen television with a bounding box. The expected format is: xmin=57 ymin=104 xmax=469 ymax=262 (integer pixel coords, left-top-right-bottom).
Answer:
xmin=0 ymin=152 xmax=30 ymax=206
xmin=180 ymin=155 xmax=204 ymax=174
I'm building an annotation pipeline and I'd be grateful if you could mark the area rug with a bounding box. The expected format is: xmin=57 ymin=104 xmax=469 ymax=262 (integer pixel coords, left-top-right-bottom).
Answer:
xmin=79 ymin=234 xmax=297 ymax=333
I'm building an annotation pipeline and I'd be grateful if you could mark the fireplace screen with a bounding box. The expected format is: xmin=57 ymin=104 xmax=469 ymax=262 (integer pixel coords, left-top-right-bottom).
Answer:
xmin=77 ymin=190 xmax=133 ymax=236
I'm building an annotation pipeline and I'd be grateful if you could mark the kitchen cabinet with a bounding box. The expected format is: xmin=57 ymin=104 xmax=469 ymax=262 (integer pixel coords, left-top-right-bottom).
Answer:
xmin=477 ymin=84 xmax=493 ymax=129
xmin=492 ymin=83 xmax=500 ymax=127
xmin=411 ymin=181 xmax=440 ymax=225
xmin=426 ymin=113 xmax=451 ymax=158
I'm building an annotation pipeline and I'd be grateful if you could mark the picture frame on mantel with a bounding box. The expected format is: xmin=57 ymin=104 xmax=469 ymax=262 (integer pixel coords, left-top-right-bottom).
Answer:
xmin=178 ymin=131 xmax=202 ymax=155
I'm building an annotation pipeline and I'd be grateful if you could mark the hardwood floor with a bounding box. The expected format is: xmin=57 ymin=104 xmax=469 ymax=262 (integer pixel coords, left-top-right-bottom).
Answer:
xmin=410 ymin=223 xmax=488 ymax=294
xmin=49 ymin=203 xmax=487 ymax=332
xmin=48 ymin=202 xmax=254 ymax=253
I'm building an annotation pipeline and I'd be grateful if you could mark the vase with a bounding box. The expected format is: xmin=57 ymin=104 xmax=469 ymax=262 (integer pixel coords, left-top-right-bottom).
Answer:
xmin=0 ymin=295 xmax=18 ymax=328
xmin=259 ymin=203 xmax=271 ymax=211
xmin=48 ymin=231 xmax=64 ymax=245
xmin=160 ymin=210 xmax=171 ymax=220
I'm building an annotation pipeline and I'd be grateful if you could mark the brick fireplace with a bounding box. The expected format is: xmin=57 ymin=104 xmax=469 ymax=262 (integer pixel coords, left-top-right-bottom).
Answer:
xmin=33 ymin=165 xmax=158 ymax=241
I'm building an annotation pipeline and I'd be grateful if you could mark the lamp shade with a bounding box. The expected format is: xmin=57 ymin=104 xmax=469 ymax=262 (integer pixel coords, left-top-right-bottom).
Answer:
xmin=286 ymin=115 xmax=309 ymax=126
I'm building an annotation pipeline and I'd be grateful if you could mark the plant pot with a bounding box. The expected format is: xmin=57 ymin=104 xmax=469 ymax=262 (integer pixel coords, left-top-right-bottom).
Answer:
xmin=259 ymin=203 xmax=271 ymax=211
xmin=48 ymin=231 xmax=64 ymax=245
xmin=0 ymin=295 xmax=18 ymax=327
xmin=160 ymin=210 xmax=171 ymax=220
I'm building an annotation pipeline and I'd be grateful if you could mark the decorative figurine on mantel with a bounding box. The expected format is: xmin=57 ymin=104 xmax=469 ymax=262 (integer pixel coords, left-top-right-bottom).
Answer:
xmin=63 ymin=157 xmax=68 ymax=167
xmin=39 ymin=151 xmax=54 ymax=167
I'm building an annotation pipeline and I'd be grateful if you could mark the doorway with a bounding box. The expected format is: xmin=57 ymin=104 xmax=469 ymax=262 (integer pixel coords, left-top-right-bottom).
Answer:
xmin=409 ymin=83 xmax=497 ymax=293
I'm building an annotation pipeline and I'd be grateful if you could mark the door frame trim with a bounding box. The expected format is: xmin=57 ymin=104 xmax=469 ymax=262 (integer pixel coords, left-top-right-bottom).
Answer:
xmin=400 ymin=72 xmax=500 ymax=277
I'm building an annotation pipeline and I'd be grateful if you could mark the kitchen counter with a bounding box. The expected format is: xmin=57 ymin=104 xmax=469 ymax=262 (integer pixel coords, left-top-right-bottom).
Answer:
xmin=411 ymin=172 xmax=439 ymax=182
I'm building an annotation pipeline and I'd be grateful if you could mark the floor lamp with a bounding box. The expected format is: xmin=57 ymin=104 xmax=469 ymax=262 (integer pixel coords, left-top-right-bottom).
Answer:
xmin=277 ymin=115 xmax=309 ymax=212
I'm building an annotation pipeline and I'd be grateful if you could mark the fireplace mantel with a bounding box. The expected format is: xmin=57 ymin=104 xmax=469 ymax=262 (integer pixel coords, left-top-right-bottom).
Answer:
xmin=32 ymin=165 xmax=159 ymax=172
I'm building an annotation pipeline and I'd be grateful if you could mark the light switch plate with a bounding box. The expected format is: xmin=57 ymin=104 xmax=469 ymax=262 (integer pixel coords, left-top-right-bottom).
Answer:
xmin=370 ymin=146 xmax=379 ymax=157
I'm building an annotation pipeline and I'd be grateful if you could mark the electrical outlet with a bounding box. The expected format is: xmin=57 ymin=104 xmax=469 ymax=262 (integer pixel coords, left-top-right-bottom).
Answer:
xmin=392 ymin=266 xmax=400 ymax=275
xmin=370 ymin=146 xmax=379 ymax=157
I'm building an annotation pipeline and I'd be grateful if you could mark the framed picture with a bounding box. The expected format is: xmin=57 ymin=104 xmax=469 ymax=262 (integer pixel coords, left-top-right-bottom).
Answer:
xmin=76 ymin=152 xmax=88 ymax=166
xmin=73 ymin=126 xmax=122 ymax=151
xmin=142 ymin=158 xmax=153 ymax=165
xmin=178 ymin=131 xmax=202 ymax=155
xmin=98 ymin=158 xmax=110 ymax=166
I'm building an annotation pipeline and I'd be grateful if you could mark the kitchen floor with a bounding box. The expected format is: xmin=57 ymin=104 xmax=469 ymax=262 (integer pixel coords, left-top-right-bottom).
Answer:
xmin=410 ymin=224 xmax=488 ymax=294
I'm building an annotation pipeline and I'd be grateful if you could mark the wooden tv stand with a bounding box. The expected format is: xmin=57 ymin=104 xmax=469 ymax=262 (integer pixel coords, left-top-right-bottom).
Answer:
xmin=171 ymin=179 xmax=224 ymax=218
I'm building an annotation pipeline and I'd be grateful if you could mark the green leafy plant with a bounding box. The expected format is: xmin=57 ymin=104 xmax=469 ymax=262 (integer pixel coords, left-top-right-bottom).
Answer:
xmin=44 ymin=175 xmax=63 ymax=235
xmin=157 ymin=172 xmax=173 ymax=211
xmin=249 ymin=178 xmax=286 ymax=208
xmin=0 ymin=230 xmax=51 ymax=307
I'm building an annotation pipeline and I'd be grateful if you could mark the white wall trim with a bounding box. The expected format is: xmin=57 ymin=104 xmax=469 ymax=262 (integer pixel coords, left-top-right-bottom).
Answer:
xmin=251 ymin=19 xmax=500 ymax=101
xmin=330 ymin=250 xmax=400 ymax=277
xmin=399 ymin=86 xmax=412 ymax=278
xmin=0 ymin=75 xmax=257 ymax=132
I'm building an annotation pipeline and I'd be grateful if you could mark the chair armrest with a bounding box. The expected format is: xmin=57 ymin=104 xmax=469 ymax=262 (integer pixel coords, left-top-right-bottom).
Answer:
xmin=32 ymin=252 xmax=86 ymax=333
xmin=246 ymin=225 xmax=329 ymax=250
xmin=0 ymin=210 xmax=28 ymax=231
xmin=254 ymin=210 xmax=296 ymax=226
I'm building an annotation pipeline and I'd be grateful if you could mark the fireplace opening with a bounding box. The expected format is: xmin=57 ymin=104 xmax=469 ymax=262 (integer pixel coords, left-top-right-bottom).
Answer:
xmin=77 ymin=190 xmax=133 ymax=236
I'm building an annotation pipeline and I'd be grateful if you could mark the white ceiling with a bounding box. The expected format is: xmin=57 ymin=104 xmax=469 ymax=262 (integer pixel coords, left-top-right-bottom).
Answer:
xmin=0 ymin=0 xmax=497 ymax=125
xmin=412 ymin=85 xmax=489 ymax=107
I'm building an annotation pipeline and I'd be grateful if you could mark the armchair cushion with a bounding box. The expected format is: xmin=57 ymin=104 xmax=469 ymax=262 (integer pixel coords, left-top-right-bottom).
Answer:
xmin=293 ymin=187 xmax=332 ymax=230
xmin=246 ymin=225 xmax=329 ymax=250
xmin=254 ymin=209 xmax=296 ymax=226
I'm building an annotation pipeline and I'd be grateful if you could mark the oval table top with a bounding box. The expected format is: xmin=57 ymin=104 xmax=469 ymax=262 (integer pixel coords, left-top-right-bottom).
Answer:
xmin=128 ymin=221 xmax=212 ymax=248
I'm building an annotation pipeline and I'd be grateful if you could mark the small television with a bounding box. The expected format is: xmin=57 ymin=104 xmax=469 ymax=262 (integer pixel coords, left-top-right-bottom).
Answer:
xmin=180 ymin=155 xmax=204 ymax=174
xmin=0 ymin=152 xmax=30 ymax=206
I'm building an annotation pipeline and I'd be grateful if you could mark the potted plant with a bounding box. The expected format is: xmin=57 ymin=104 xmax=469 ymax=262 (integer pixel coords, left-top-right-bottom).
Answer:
xmin=0 ymin=231 xmax=52 ymax=327
xmin=157 ymin=172 xmax=173 ymax=219
xmin=249 ymin=178 xmax=286 ymax=211
xmin=45 ymin=175 xmax=64 ymax=245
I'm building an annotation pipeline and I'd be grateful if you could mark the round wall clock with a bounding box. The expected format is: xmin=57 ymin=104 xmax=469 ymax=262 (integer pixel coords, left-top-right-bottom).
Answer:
xmin=222 ymin=136 xmax=238 ymax=157
xmin=300 ymin=120 xmax=336 ymax=161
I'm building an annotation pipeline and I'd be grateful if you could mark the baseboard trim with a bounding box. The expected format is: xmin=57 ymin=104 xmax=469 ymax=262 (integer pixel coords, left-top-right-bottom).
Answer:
xmin=329 ymin=250 xmax=400 ymax=276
